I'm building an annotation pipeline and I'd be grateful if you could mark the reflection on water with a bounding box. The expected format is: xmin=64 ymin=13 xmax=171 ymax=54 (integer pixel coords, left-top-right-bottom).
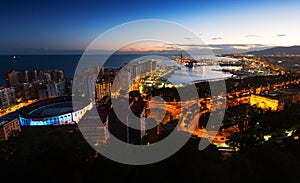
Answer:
xmin=159 ymin=58 xmax=235 ymax=84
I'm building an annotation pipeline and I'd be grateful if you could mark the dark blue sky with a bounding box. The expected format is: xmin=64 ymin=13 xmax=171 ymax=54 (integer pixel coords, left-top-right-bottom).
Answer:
xmin=0 ymin=0 xmax=215 ymax=49
xmin=0 ymin=0 xmax=299 ymax=53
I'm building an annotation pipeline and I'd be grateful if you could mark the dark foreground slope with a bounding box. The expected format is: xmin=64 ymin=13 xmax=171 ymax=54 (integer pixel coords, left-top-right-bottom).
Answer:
xmin=1 ymin=125 xmax=300 ymax=183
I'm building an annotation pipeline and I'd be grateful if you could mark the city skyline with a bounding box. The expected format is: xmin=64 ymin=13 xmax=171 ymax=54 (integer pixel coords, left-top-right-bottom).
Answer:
xmin=1 ymin=1 xmax=300 ymax=180
xmin=0 ymin=0 xmax=299 ymax=55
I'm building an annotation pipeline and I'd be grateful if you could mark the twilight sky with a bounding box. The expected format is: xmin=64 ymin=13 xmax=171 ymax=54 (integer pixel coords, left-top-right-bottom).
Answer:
xmin=0 ymin=0 xmax=299 ymax=54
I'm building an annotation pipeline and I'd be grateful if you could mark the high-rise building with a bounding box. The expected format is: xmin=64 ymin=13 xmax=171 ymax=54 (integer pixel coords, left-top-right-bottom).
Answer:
xmin=86 ymin=75 xmax=97 ymax=100
xmin=55 ymin=80 xmax=65 ymax=97
xmin=129 ymin=62 xmax=140 ymax=80
xmin=128 ymin=60 xmax=157 ymax=81
xmin=152 ymin=60 xmax=157 ymax=71
xmin=145 ymin=61 xmax=152 ymax=73
xmin=118 ymin=71 xmax=132 ymax=93
xmin=16 ymin=83 xmax=31 ymax=100
xmin=18 ymin=71 xmax=28 ymax=84
xmin=47 ymin=83 xmax=57 ymax=98
xmin=29 ymin=82 xmax=40 ymax=99
xmin=0 ymin=87 xmax=16 ymax=110
xmin=28 ymin=70 xmax=38 ymax=83
xmin=64 ymin=78 xmax=73 ymax=95
xmin=50 ymin=70 xmax=64 ymax=81
xmin=96 ymin=81 xmax=112 ymax=101
xmin=6 ymin=70 xmax=66 ymax=101
xmin=38 ymin=85 xmax=48 ymax=100
xmin=6 ymin=70 xmax=19 ymax=87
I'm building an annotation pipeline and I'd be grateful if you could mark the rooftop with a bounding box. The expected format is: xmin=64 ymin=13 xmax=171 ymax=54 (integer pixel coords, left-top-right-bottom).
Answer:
xmin=0 ymin=120 xmax=8 ymax=126
xmin=20 ymin=96 xmax=89 ymax=118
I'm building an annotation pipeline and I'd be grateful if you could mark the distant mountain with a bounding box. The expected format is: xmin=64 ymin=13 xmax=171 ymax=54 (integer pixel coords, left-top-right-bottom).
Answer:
xmin=0 ymin=44 xmax=272 ymax=55
xmin=247 ymin=46 xmax=300 ymax=55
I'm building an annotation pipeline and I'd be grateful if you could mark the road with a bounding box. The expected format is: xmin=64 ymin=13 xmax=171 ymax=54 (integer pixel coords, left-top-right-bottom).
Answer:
xmin=179 ymin=109 xmax=239 ymax=143
xmin=0 ymin=99 xmax=37 ymax=118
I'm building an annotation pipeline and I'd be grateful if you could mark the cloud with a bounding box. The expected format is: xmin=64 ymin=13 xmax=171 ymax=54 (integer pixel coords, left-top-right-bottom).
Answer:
xmin=164 ymin=43 xmax=202 ymax=47
xmin=231 ymin=45 xmax=253 ymax=50
xmin=277 ymin=34 xmax=286 ymax=37
xmin=245 ymin=35 xmax=260 ymax=37
xmin=165 ymin=46 xmax=176 ymax=49
xmin=230 ymin=44 xmax=268 ymax=50
xmin=163 ymin=43 xmax=269 ymax=51
xmin=207 ymin=44 xmax=272 ymax=54
xmin=211 ymin=37 xmax=222 ymax=40
xmin=185 ymin=37 xmax=191 ymax=40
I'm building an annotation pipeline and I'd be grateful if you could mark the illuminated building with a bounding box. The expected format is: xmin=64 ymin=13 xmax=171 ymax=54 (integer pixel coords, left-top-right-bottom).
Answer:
xmin=6 ymin=70 xmax=64 ymax=87
xmin=6 ymin=70 xmax=19 ymax=87
xmin=118 ymin=71 xmax=132 ymax=92
xmin=128 ymin=60 xmax=158 ymax=80
xmin=19 ymin=96 xmax=92 ymax=126
xmin=128 ymin=62 xmax=141 ymax=80
xmin=96 ymin=81 xmax=112 ymax=101
xmin=46 ymin=82 xmax=57 ymax=98
xmin=15 ymin=83 xmax=36 ymax=100
xmin=250 ymin=94 xmax=285 ymax=111
xmin=151 ymin=60 xmax=157 ymax=70
xmin=86 ymin=75 xmax=97 ymax=99
xmin=6 ymin=70 xmax=67 ymax=101
xmin=0 ymin=118 xmax=21 ymax=141
xmin=0 ymin=87 xmax=16 ymax=110
xmin=38 ymin=84 xmax=48 ymax=100
xmin=250 ymin=88 xmax=300 ymax=111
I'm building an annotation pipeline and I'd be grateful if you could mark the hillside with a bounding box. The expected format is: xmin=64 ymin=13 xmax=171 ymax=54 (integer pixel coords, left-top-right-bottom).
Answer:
xmin=247 ymin=46 xmax=300 ymax=55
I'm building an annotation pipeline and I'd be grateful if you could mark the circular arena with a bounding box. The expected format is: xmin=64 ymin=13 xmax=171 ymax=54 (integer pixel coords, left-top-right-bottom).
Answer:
xmin=19 ymin=96 xmax=92 ymax=126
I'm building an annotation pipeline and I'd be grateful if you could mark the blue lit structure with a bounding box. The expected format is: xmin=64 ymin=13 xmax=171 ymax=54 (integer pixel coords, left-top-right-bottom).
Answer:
xmin=19 ymin=96 xmax=92 ymax=126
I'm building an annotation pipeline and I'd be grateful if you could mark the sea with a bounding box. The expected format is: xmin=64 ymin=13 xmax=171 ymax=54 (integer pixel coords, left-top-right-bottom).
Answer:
xmin=0 ymin=54 xmax=239 ymax=86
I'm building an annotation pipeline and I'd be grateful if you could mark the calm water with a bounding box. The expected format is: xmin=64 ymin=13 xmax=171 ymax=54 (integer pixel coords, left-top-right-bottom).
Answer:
xmin=0 ymin=54 xmax=237 ymax=86
xmin=157 ymin=57 xmax=235 ymax=84
xmin=169 ymin=65 xmax=233 ymax=84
